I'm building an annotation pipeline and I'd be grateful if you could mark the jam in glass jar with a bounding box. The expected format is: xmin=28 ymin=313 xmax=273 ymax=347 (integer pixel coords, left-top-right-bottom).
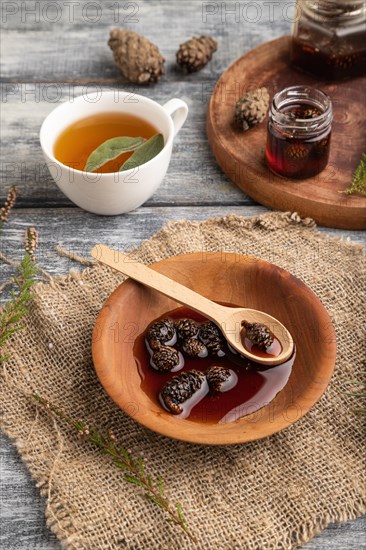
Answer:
xmin=266 ymin=86 xmax=333 ymax=179
xmin=291 ymin=0 xmax=366 ymax=80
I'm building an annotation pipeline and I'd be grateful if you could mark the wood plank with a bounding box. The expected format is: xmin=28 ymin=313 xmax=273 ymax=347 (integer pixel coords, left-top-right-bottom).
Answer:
xmin=1 ymin=205 xmax=364 ymax=304
xmin=1 ymin=1 xmax=291 ymax=82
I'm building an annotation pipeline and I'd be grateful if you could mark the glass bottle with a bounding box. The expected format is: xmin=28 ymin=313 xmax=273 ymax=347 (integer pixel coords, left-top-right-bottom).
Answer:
xmin=291 ymin=0 xmax=366 ymax=79
xmin=266 ymin=86 xmax=333 ymax=179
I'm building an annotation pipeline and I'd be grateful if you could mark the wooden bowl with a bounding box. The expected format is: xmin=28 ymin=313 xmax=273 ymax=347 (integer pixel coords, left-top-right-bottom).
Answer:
xmin=92 ymin=252 xmax=336 ymax=445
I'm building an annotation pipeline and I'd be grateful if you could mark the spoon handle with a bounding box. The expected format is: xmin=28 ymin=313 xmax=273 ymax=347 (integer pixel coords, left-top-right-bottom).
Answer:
xmin=91 ymin=245 xmax=225 ymax=320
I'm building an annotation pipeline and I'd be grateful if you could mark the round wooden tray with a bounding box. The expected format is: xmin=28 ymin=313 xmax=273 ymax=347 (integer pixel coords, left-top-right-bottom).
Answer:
xmin=207 ymin=36 xmax=366 ymax=230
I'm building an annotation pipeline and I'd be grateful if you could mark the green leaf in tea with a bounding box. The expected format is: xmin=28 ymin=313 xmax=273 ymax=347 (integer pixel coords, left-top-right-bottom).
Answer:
xmin=85 ymin=136 xmax=145 ymax=172
xmin=120 ymin=133 xmax=164 ymax=171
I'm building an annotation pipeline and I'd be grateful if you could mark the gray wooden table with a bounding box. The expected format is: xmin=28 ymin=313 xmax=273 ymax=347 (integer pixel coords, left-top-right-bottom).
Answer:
xmin=1 ymin=1 xmax=365 ymax=548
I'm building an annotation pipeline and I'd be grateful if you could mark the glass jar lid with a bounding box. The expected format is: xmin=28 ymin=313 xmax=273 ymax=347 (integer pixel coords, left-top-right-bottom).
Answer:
xmin=300 ymin=0 xmax=366 ymax=25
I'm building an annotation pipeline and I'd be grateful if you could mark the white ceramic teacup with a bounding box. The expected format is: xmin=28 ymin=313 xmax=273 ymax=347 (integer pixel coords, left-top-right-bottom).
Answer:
xmin=40 ymin=91 xmax=188 ymax=215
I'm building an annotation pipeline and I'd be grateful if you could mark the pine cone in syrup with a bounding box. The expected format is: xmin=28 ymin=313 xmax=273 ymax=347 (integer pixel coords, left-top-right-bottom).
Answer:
xmin=241 ymin=320 xmax=274 ymax=350
xmin=234 ymin=87 xmax=270 ymax=131
xmin=150 ymin=345 xmax=183 ymax=373
xmin=160 ymin=370 xmax=206 ymax=414
xmin=147 ymin=319 xmax=176 ymax=347
xmin=206 ymin=365 xmax=236 ymax=393
xmin=108 ymin=28 xmax=165 ymax=84
xmin=199 ymin=322 xmax=226 ymax=356
xmin=182 ymin=337 xmax=208 ymax=358
xmin=286 ymin=143 xmax=309 ymax=160
xmin=199 ymin=321 xmax=222 ymax=343
xmin=175 ymin=318 xmax=199 ymax=340
xmin=176 ymin=35 xmax=217 ymax=73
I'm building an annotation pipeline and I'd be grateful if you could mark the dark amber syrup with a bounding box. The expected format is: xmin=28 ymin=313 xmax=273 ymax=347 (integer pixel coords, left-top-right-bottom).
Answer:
xmin=242 ymin=337 xmax=282 ymax=358
xmin=266 ymin=103 xmax=331 ymax=179
xmin=292 ymin=38 xmax=366 ymax=80
xmin=133 ymin=306 xmax=296 ymax=424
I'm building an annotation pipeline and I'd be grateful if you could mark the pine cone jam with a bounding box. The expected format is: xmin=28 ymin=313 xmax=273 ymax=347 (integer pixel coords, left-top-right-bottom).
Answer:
xmin=160 ymin=370 xmax=208 ymax=416
xmin=241 ymin=321 xmax=274 ymax=351
xmin=150 ymin=345 xmax=184 ymax=373
xmin=182 ymin=337 xmax=208 ymax=358
xmin=175 ymin=318 xmax=199 ymax=340
xmin=146 ymin=319 xmax=177 ymax=348
xmin=135 ymin=307 xmax=295 ymax=423
xmin=266 ymin=86 xmax=332 ymax=179
xmin=240 ymin=320 xmax=282 ymax=358
xmin=206 ymin=366 xmax=238 ymax=393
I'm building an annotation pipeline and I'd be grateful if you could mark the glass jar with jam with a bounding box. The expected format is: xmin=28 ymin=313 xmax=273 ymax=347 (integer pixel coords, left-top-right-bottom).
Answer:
xmin=291 ymin=0 xmax=366 ymax=79
xmin=266 ymin=86 xmax=333 ymax=179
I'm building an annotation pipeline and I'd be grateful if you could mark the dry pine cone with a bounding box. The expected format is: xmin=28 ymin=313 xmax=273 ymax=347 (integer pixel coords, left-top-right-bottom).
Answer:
xmin=176 ymin=36 xmax=217 ymax=73
xmin=235 ymin=87 xmax=270 ymax=131
xmin=108 ymin=28 xmax=165 ymax=84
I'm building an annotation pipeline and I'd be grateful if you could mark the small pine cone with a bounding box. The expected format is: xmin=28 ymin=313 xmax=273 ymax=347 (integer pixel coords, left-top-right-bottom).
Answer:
xmin=150 ymin=346 xmax=183 ymax=373
xmin=206 ymin=339 xmax=226 ymax=357
xmin=199 ymin=322 xmax=226 ymax=356
xmin=175 ymin=318 xmax=199 ymax=340
xmin=234 ymin=87 xmax=270 ymax=131
xmin=206 ymin=366 xmax=232 ymax=393
xmin=241 ymin=320 xmax=274 ymax=350
xmin=147 ymin=319 xmax=176 ymax=346
xmin=182 ymin=338 xmax=208 ymax=358
xmin=199 ymin=321 xmax=222 ymax=343
xmin=290 ymin=107 xmax=320 ymax=120
xmin=108 ymin=28 xmax=165 ymax=84
xmin=160 ymin=370 xmax=206 ymax=414
xmin=176 ymin=35 xmax=217 ymax=73
xmin=286 ymin=143 xmax=309 ymax=160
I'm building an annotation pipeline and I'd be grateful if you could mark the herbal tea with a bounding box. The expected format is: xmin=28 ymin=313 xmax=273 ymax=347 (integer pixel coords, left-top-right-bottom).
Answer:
xmin=53 ymin=112 xmax=158 ymax=173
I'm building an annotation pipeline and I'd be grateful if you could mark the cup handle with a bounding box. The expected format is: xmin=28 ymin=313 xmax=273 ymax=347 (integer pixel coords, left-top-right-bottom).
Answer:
xmin=162 ymin=98 xmax=188 ymax=137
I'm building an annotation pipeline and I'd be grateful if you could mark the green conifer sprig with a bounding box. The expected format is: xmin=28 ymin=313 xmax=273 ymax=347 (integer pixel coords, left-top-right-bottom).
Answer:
xmin=0 ymin=253 xmax=38 ymax=364
xmin=33 ymin=393 xmax=197 ymax=543
xmin=343 ymin=153 xmax=366 ymax=196
xmin=0 ymin=186 xmax=38 ymax=364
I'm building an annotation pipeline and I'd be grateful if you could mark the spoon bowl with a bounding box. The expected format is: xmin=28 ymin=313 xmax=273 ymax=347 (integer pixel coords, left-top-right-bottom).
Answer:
xmin=91 ymin=245 xmax=294 ymax=366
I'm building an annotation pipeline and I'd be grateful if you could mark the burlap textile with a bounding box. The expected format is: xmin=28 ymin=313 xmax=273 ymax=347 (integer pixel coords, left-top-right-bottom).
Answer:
xmin=1 ymin=212 xmax=365 ymax=549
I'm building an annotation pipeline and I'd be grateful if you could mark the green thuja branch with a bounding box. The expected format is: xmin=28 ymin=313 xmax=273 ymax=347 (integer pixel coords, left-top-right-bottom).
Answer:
xmin=343 ymin=153 xmax=366 ymax=196
xmin=0 ymin=187 xmax=39 ymax=364
xmin=33 ymin=393 xmax=197 ymax=543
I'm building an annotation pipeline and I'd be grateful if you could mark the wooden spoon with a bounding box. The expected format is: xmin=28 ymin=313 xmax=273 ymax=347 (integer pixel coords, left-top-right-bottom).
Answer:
xmin=91 ymin=245 xmax=294 ymax=366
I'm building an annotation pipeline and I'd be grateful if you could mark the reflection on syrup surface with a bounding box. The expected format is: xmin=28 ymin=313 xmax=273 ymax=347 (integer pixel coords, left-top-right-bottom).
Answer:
xmin=133 ymin=306 xmax=295 ymax=424
xmin=242 ymin=336 xmax=282 ymax=358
